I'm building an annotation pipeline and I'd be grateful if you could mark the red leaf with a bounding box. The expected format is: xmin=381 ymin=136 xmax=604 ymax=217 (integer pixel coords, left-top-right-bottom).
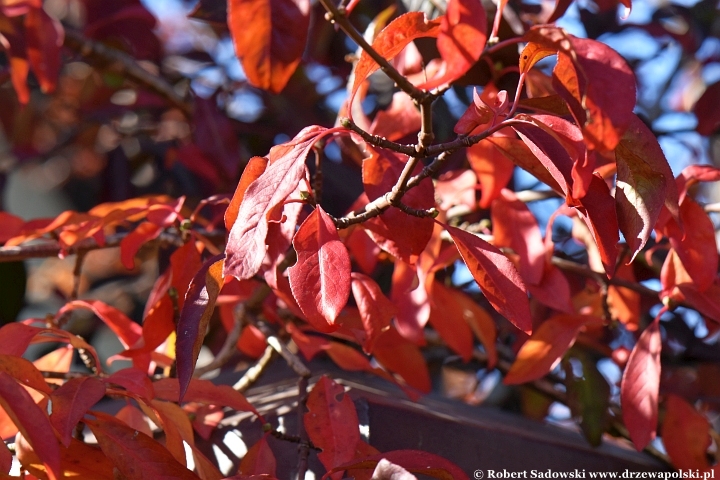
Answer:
xmin=345 ymin=227 xmax=380 ymax=275
xmin=56 ymin=300 xmax=142 ymax=348
xmin=350 ymin=273 xmax=395 ymax=353
xmin=662 ymin=395 xmax=711 ymax=469
xmin=486 ymin=135 xmax=564 ymax=195
xmin=0 ymin=371 xmax=60 ymax=480
xmin=467 ymin=140 xmax=515 ymax=209
xmin=368 ymin=92 xmax=421 ymax=141
xmin=616 ymin=114 xmax=680 ymax=259
xmin=504 ymin=315 xmax=601 ymax=384
xmin=663 ymin=197 xmax=717 ymax=292
xmin=324 ymin=449 xmax=469 ymax=480
xmin=225 ymin=156 xmax=269 ymax=231
xmin=526 ymin=265 xmax=574 ymax=314
xmin=445 ymin=224 xmax=532 ymax=334
xmin=105 ymin=368 xmax=155 ymax=400
xmin=0 ymin=441 xmax=11 ymax=474
xmin=176 ymin=254 xmax=225 ymax=400
xmin=362 ymin=148 xmax=435 ymax=263
xmin=491 ymin=189 xmax=545 ymax=285
xmin=390 ymin=260 xmax=430 ymax=343
xmin=373 ymin=328 xmax=431 ymax=393
xmin=0 ymin=354 xmax=51 ymax=394
xmin=551 ymin=36 xmax=636 ymax=151
xmin=86 ymin=411 xmax=201 ymax=480
xmin=120 ymin=221 xmax=163 ymax=270
xmin=576 ymin=175 xmax=619 ymax=277
xmin=153 ymin=378 xmax=261 ymax=419
xmin=237 ymin=324 xmax=268 ymax=359
xmin=115 ymin=404 xmax=153 ymax=438
xmin=621 ymin=316 xmax=661 ymax=451
xmin=288 ymin=206 xmax=351 ymax=331
xmin=304 ymin=376 xmax=360 ymax=472
xmin=225 ymin=126 xmax=326 ymax=280
xmin=513 ymin=117 xmax=574 ymax=198
xmin=24 ymin=6 xmax=63 ymax=94
xmin=170 ymin=240 xmax=203 ymax=310
xmin=695 ymin=81 xmax=720 ymax=135
xmin=351 ymin=12 xmax=441 ymax=107
xmin=417 ymin=0 xmax=487 ymax=90
xmin=428 ymin=283 xmax=476 ymax=362
xmin=49 ymin=377 xmax=106 ymax=447
xmin=676 ymin=164 xmax=720 ymax=205
xmin=228 ymin=0 xmax=309 ymax=93
xmin=239 ymin=433 xmax=276 ymax=477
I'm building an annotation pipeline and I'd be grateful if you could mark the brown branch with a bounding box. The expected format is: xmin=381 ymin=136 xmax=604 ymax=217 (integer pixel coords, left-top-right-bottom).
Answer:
xmin=62 ymin=29 xmax=193 ymax=116
xmin=341 ymin=118 xmax=417 ymax=156
xmin=296 ymin=376 xmax=310 ymax=479
xmin=550 ymin=256 xmax=659 ymax=298
xmin=0 ymin=229 xmax=223 ymax=263
xmin=317 ymin=0 xmax=430 ymax=103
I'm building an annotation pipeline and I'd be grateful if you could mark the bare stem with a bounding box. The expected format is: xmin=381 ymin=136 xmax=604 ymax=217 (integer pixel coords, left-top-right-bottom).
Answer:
xmin=316 ymin=0 xmax=430 ymax=102
xmin=296 ymin=376 xmax=310 ymax=480
xmin=233 ymin=345 xmax=276 ymax=392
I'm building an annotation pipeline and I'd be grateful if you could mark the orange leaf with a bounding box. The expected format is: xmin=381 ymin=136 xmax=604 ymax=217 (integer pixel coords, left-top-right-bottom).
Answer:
xmin=418 ymin=0 xmax=487 ymax=90
xmin=467 ymin=140 xmax=514 ymax=209
xmin=0 ymin=355 xmax=51 ymax=394
xmin=428 ymin=282 xmax=475 ymax=362
xmin=373 ymin=328 xmax=431 ymax=393
xmin=228 ymin=0 xmax=309 ymax=93
xmin=504 ymin=315 xmax=600 ymax=384
xmin=120 ymin=221 xmax=163 ymax=270
xmin=351 ymin=12 xmax=441 ymax=108
xmin=662 ymin=395 xmax=711 ymax=470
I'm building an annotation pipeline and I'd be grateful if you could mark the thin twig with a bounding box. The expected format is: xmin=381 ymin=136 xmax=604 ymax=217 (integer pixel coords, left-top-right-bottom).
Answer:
xmin=41 ymin=371 xmax=94 ymax=380
xmin=296 ymin=376 xmax=310 ymax=480
xmin=63 ymin=29 xmax=193 ymax=115
xmin=70 ymin=251 xmax=87 ymax=301
xmin=341 ymin=118 xmax=417 ymax=156
xmin=317 ymin=0 xmax=430 ymax=103
xmin=194 ymin=305 xmax=246 ymax=378
xmin=0 ymin=229 xmax=221 ymax=263
xmin=254 ymin=322 xmax=311 ymax=378
xmin=233 ymin=345 xmax=276 ymax=392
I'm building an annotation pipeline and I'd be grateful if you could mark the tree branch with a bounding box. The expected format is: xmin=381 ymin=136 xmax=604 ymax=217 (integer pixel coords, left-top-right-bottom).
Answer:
xmin=317 ymin=0 xmax=431 ymax=103
xmin=63 ymin=29 xmax=193 ymax=116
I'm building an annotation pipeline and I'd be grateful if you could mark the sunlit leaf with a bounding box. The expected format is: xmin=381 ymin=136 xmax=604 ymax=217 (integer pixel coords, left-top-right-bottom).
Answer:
xmin=288 ymin=206 xmax=351 ymax=330
xmin=445 ymin=225 xmax=532 ymax=334
xmin=324 ymin=449 xmax=469 ymax=480
xmin=621 ymin=316 xmax=661 ymax=451
xmin=504 ymin=315 xmax=600 ymax=384
xmin=228 ymin=0 xmax=309 ymax=92
xmin=661 ymin=394 xmax=711 ymax=469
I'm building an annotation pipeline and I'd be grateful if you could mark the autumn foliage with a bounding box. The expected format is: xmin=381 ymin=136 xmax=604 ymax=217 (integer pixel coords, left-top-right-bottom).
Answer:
xmin=0 ymin=0 xmax=719 ymax=477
